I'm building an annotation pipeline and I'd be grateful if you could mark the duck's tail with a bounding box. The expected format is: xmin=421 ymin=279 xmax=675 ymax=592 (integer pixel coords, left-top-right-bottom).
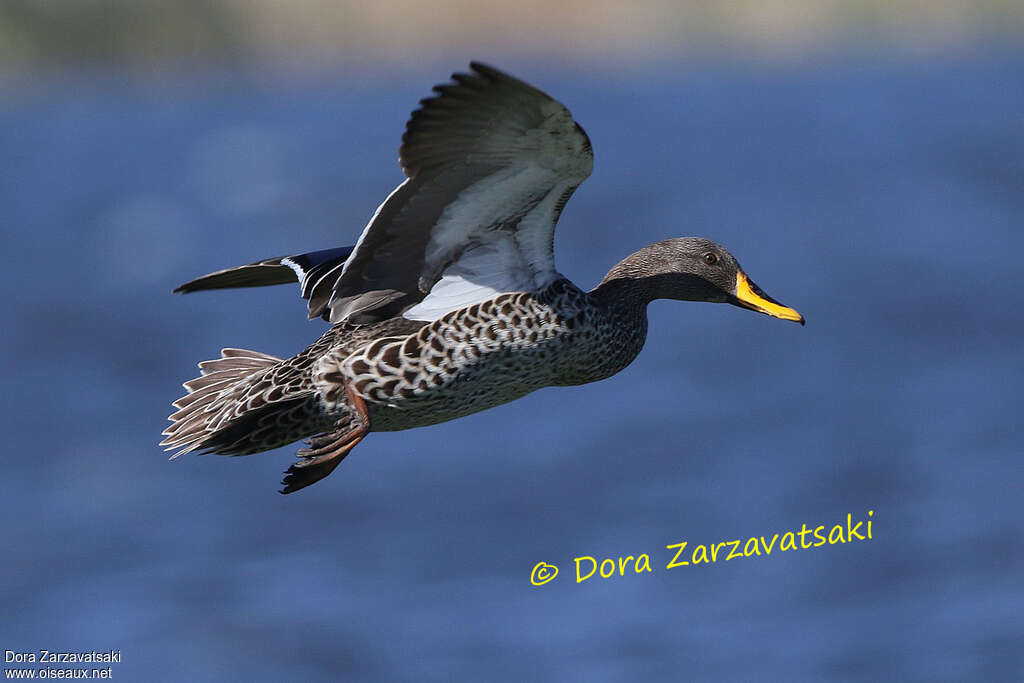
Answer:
xmin=161 ymin=348 xmax=319 ymax=458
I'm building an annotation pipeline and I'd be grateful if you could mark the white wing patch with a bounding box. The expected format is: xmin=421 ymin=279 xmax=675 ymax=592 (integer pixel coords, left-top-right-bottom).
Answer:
xmin=278 ymin=256 xmax=311 ymax=292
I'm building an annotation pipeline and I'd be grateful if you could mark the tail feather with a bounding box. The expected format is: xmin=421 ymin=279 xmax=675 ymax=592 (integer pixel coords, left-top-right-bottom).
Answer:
xmin=162 ymin=348 xmax=284 ymax=458
xmin=197 ymin=349 xmax=279 ymax=375
xmin=182 ymin=372 xmax=245 ymax=393
xmin=164 ymin=343 xmax=360 ymax=491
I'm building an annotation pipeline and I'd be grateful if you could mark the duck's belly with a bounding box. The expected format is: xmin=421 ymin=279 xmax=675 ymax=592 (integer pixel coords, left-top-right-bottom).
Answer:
xmin=363 ymin=356 xmax=553 ymax=432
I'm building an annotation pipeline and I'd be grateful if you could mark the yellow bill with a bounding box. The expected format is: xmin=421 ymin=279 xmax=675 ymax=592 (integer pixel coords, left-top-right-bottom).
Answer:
xmin=733 ymin=272 xmax=805 ymax=325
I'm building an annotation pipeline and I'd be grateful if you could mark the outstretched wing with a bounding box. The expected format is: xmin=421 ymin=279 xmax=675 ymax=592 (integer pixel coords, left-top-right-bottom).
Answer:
xmin=173 ymin=63 xmax=593 ymax=324
xmin=328 ymin=61 xmax=593 ymax=323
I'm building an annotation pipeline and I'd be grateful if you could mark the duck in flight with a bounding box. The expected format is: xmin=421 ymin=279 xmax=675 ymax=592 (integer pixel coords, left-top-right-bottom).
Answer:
xmin=162 ymin=62 xmax=804 ymax=493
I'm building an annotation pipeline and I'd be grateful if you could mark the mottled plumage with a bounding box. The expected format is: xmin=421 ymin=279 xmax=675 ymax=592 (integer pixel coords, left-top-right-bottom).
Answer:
xmin=164 ymin=64 xmax=804 ymax=493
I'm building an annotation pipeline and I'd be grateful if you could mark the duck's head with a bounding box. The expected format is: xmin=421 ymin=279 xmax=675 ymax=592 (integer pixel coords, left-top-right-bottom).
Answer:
xmin=601 ymin=237 xmax=804 ymax=325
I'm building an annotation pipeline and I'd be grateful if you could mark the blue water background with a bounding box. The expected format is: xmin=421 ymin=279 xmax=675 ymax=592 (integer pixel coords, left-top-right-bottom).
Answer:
xmin=2 ymin=55 xmax=1022 ymax=680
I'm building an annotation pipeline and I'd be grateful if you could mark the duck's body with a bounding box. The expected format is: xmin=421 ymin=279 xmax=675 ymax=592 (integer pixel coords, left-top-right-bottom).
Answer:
xmin=163 ymin=63 xmax=803 ymax=493
xmin=166 ymin=276 xmax=646 ymax=491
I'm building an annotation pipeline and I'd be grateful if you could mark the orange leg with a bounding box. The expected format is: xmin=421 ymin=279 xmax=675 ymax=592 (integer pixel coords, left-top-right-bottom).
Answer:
xmin=279 ymin=382 xmax=370 ymax=494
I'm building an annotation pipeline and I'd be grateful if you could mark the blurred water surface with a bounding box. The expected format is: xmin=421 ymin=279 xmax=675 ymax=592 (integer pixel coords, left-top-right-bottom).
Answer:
xmin=2 ymin=55 xmax=1022 ymax=681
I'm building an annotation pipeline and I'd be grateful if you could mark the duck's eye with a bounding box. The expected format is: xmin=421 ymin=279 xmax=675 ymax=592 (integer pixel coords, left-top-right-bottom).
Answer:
xmin=703 ymin=252 xmax=719 ymax=266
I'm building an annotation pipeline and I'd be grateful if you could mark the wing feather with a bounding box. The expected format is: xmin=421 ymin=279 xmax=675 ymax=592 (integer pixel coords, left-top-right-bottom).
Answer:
xmin=327 ymin=62 xmax=593 ymax=323
xmin=174 ymin=246 xmax=354 ymax=320
xmin=173 ymin=63 xmax=594 ymax=325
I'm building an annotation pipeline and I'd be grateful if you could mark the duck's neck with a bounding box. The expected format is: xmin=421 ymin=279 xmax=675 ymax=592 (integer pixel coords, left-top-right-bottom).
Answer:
xmin=590 ymin=253 xmax=665 ymax=316
xmin=591 ymin=272 xmax=653 ymax=337
xmin=591 ymin=274 xmax=657 ymax=311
